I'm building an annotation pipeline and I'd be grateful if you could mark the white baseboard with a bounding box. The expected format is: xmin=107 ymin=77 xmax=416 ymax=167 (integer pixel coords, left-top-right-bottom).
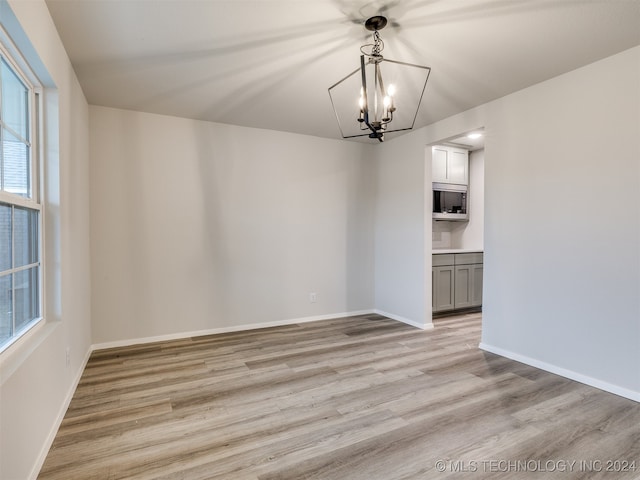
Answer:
xmin=479 ymin=342 xmax=640 ymax=403
xmin=91 ymin=310 xmax=378 ymax=351
xmin=30 ymin=345 xmax=93 ymax=480
xmin=91 ymin=309 xmax=432 ymax=351
xmin=374 ymin=309 xmax=433 ymax=330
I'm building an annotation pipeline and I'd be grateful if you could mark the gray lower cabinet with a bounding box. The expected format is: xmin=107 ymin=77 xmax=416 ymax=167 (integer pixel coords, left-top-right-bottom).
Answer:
xmin=454 ymin=265 xmax=473 ymax=309
xmin=433 ymin=252 xmax=483 ymax=313
xmin=471 ymin=264 xmax=483 ymax=306
xmin=433 ymin=266 xmax=455 ymax=312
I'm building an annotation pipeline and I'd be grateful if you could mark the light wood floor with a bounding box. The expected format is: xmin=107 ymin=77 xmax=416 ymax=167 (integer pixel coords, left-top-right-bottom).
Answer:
xmin=39 ymin=313 xmax=640 ymax=479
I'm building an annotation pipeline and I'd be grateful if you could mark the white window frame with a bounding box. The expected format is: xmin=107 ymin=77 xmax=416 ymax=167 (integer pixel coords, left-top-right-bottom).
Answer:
xmin=0 ymin=27 xmax=44 ymax=354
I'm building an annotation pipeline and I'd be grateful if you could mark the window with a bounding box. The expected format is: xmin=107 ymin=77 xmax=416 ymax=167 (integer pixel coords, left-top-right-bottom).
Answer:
xmin=0 ymin=41 xmax=42 ymax=352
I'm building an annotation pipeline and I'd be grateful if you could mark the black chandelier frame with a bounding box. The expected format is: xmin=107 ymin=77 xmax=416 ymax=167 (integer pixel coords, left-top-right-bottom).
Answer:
xmin=328 ymin=15 xmax=431 ymax=142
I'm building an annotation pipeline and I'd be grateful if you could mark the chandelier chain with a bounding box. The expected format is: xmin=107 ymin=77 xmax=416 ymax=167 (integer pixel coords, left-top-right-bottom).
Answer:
xmin=360 ymin=30 xmax=384 ymax=59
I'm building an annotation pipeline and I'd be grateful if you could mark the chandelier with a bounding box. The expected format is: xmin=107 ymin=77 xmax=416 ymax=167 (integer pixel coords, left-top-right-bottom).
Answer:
xmin=328 ymin=16 xmax=431 ymax=142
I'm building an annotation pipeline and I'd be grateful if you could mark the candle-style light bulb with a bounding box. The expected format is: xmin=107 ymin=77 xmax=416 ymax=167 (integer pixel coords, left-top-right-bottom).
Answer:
xmin=387 ymin=84 xmax=396 ymax=113
xmin=382 ymin=95 xmax=391 ymax=122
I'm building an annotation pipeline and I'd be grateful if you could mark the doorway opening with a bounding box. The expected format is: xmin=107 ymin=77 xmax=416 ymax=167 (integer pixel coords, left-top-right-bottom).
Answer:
xmin=427 ymin=129 xmax=485 ymax=325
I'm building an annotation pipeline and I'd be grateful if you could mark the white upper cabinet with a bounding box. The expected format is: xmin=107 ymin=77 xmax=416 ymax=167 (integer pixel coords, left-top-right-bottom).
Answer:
xmin=432 ymin=146 xmax=469 ymax=185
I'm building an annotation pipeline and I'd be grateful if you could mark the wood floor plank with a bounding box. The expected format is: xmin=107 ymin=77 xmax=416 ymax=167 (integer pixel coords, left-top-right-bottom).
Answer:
xmin=38 ymin=313 xmax=640 ymax=480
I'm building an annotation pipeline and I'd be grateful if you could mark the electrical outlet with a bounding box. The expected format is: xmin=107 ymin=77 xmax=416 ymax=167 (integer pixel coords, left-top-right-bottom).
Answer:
xmin=309 ymin=292 xmax=317 ymax=303
xmin=65 ymin=347 xmax=70 ymax=367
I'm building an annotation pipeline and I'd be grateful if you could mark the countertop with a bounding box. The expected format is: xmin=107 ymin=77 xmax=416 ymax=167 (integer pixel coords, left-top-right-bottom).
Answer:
xmin=432 ymin=248 xmax=483 ymax=254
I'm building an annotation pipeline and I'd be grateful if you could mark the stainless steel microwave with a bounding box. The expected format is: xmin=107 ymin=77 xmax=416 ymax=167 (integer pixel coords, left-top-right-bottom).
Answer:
xmin=432 ymin=182 xmax=468 ymax=221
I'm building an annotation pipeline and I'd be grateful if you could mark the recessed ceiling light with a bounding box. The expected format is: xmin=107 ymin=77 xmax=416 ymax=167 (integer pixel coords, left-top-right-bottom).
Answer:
xmin=467 ymin=132 xmax=483 ymax=139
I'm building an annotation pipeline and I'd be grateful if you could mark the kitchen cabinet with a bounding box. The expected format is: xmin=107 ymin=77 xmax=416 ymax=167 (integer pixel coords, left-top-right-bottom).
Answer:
xmin=454 ymin=263 xmax=483 ymax=308
xmin=470 ymin=264 xmax=483 ymax=306
xmin=454 ymin=265 xmax=473 ymax=309
xmin=432 ymin=146 xmax=469 ymax=185
xmin=432 ymin=253 xmax=455 ymax=312
xmin=432 ymin=252 xmax=483 ymax=314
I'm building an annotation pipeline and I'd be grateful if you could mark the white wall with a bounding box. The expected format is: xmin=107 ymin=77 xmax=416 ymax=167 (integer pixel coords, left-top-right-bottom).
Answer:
xmin=373 ymin=132 xmax=430 ymax=328
xmin=479 ymin=46 xmax=640 ymax=399
xmin=89 ymin=107 xmax=376 ymax=345
xmin=377 ymin=46 xmax=640 ymax=399
xmin=452 ymin=148 xmax=484 ymax=249
xmin=0 ymin=1 xmax=92 ymax=479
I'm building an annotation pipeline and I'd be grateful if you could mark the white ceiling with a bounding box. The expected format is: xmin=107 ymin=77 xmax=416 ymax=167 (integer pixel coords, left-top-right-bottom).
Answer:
xmin=447 ymin=131 xmax=485 ymax=151
xmin=45 ymin=0 xmax=640 ymax=142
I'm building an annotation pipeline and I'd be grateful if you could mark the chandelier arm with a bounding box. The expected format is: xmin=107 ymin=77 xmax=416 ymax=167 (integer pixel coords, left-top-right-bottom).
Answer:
xmin=375 ymin=64 xmax=387 ymax=121
xmin=360 ymin=55 xmax=369 ymax=124
xmin=327 ymin=66 xmax=361 ymax=91
xmin=373 ymin=61 xmax=379 ymax=121
xmin=380 ymin=59 xmax=431 ymax=130
xmin=359 ymin=55 xmax=381 ymax=140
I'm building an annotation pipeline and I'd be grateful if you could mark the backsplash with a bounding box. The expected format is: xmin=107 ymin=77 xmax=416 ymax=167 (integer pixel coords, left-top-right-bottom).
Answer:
xmin=432 ymin=221 xmax=453 ymax=249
